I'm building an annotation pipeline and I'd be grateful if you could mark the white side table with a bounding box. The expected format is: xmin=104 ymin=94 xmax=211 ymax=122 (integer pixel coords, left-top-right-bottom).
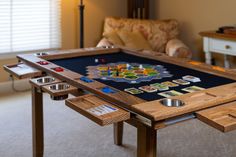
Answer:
xmin=200 ymin=31 xmax=236 ymax=68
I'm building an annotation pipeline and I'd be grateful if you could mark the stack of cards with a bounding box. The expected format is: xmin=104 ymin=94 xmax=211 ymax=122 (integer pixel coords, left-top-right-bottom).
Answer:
xmin=161 ymin=81 xmax=179 ymax=87
xmin=182 ymin=86 xmax=205 ymax=93
xmin=158 ymin=90 xmax=183 ymax=98
xmin=172 ymin=79 xmax=190 ymax=85
xmin=124 ymin=75 xmax=203 ymax=96
xmin=139 ymin=86 xmax=157 ymax=93
xmin=182 ymin=75 xmax=201 ymax=82
xmin=124 ymin=88 xmax=143 ymax=94
xmin=150 ymin=83 xmax=169 ymax=91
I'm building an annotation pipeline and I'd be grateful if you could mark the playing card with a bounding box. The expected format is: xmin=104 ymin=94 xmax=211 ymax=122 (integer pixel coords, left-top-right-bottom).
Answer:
xmin=182 ymin=86 xmax=205 ymax=93
xmin=139 ymin=85 xmax=157 ymax=93
xmin=150 ymin=83 xmax=169 ymax=91
xmin=172 ymin=79 xmax=190 ymax=85
xmin=158 ymin=90 xmax=183 ymax=98
xmin=124 ymin=88 xmax=143 ymax=94
xmin=182 ymin=75 xmax=201 ymax=82
xmin=161 ymin=81 xmax=179 ymax=87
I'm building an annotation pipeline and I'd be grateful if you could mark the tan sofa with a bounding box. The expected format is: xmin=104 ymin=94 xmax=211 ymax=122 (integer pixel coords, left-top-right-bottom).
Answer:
xmin=97 ymin=17 xmax=192 ymax=58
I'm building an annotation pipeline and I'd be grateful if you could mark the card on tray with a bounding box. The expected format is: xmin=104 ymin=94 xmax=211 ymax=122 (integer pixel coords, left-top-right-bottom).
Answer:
xmin=139 ymin=85 xmax=157 ymax=93
xmin=150 ymin=83 xmax=169 ymax=91
xmin=182 ymin=75 xmax=201 ymax=82
xmin=182 ymin=86 xmax=205 ymax=93
xmin=158 ymin=90 xmax=183 ymax=98
xmin=124 ymin=87 xmax=143 ymax=94
xmin=172 ymin=79 xmax=190 ymax=85
xmin=161 ymin=81 xmax=179 ymax=87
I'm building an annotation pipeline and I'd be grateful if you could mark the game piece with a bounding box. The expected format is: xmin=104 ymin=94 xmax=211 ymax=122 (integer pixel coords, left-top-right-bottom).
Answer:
xmin=116 ymin=69 xmax=119 ymax=76
xmin=182 ymin=75 xmax=201 ymax=82
xmin=107 ymin=66 xmax=111 ymax=76
xmin=52 ymin=67 xmax=64 ymax=72
xmin=117 ymin=65 xmax=121 ymax=71
xmin=101 ymin=87 xmax=117 ymax=94
xmin=80 ymin=76 xmax=93 ymax=83
xmin=139 ymin=86 xmax=157 ymax=93
xmin=37 ymin=61 xmax=49 ymax=65
xmin=172 ymin=79 xmax=190 ymax=85
xmin=158 ymin=90 xmax=183 ymax=98
xmin=95 ymin=59 xmax=99 ymax=63
xmin=143 ymin=69 xmax=148 ymax=75
xmin=99 ymin=58 xmax=106 ymax=63
xmin=150 ymin=83 xmax=169 ymax=91
xmin=161 ymin=81 xmax=179 ymax=87
xmin=182 ymin=86 xmax=205 ymax=93
xmin=126 ymin=64 xmax=131 ymax=70
xmin=124 ymin=88 xmax=143 ymax=94
xmin=139 ymin=64 xmax=143 ymax=69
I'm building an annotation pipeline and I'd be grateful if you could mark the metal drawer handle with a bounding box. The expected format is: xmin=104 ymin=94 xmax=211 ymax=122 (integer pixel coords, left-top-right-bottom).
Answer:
xmin=225 ymin=45 xmax=231 ymax=49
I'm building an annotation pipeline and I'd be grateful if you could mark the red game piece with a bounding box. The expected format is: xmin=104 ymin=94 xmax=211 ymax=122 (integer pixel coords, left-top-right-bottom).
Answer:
xmin=100 ymin=58 xmax=106 ymax=63
xmin=37 ymin=61 xmax=49 ymax=65
xmin=52 ymin=67 xmax=64 ymax=72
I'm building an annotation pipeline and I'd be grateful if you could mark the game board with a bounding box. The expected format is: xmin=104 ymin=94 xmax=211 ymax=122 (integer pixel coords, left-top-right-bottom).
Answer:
xmin=86 ymin=62 xmax=172 ymax=84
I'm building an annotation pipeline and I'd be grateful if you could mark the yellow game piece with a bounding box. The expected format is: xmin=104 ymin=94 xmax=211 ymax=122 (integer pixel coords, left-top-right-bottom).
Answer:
xmin=143 ymin=69 xmax=148 ymax=75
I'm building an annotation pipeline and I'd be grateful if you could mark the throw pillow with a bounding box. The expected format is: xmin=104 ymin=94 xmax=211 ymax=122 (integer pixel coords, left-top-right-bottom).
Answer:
xmin=117 ymin=30 xmax=152 ymax=50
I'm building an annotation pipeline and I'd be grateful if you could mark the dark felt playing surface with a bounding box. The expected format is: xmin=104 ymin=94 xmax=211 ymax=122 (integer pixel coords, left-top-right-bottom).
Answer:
xmin=50 ymin=52 xmax=235 ymax=101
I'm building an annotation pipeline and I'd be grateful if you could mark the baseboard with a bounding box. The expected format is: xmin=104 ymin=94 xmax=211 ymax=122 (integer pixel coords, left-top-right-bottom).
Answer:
xmin=0 ymin=79 xmax=30 ymax=94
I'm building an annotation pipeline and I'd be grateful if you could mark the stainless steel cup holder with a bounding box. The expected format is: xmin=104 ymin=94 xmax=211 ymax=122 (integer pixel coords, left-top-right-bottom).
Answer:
xmin=160 ymin=98 xmax=185 ymax=107
xmin=50 ymin=95 xmax=68 ymax=101
xmin=49 ymin=83 xmax=70 ymax=91
xmin=36 ymin=76 xmax=55 ymax=84
xmin=35 ymin=52 xmax=49 ymax=56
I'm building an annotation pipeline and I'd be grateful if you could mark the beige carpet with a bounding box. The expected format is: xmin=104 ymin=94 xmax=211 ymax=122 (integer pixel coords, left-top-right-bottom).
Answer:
xmin=0 ymin=91 xmax=236 ymax=157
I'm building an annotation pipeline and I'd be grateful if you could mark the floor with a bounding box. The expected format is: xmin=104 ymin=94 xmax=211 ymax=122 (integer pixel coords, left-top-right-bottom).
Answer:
xmin=0 ymin=91 xmax=236 ymax=157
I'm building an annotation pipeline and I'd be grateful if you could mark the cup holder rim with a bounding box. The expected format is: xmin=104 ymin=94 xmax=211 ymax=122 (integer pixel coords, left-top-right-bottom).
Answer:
xmin=160 ymin=98 xmax=185 ymax=107
xmin=49 ymin=83 xmax=70 ymax=91
xmin=36 ymin=76 xmax=55 ymax=84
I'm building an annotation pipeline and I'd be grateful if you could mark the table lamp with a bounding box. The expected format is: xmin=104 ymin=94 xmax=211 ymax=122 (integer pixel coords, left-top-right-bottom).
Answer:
xmin=79 ymin=0 xmax=85 ymax=48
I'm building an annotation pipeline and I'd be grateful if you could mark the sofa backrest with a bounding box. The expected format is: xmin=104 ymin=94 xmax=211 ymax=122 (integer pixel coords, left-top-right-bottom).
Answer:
xmin=103 ymin=17 xmax=179 ymax=52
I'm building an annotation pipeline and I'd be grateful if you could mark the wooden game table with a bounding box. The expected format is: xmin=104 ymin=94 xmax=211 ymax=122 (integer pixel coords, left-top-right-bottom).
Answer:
xmin=4 ymin=47 xmax=236 ymax=157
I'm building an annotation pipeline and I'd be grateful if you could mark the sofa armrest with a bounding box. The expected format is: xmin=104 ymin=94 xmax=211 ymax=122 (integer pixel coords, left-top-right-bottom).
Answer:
xmin=96 ymin=38 xmax=113 ymax=47
xmin=165 ymin=39 xmax=192 ymax=58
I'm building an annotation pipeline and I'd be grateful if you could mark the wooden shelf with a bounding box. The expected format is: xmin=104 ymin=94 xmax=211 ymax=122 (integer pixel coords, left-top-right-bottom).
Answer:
xmin=66 ymin=94 xmax=130 ymax=126
xmin=3 ymin=63 xmax=42 ymax=79
xmin=197 ymin=101 xmax=236 ymax=132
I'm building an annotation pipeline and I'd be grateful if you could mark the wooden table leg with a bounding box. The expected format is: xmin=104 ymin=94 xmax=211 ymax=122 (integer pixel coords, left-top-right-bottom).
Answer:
xmin=32 ymin=86 xmax=44 ymax=157
xmin=137 ymin=124 xmax=157 ymax=157
xmin=113 ymin=122 xmax=124 ymax=145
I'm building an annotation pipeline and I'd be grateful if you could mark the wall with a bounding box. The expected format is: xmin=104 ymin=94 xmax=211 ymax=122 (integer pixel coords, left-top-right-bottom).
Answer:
xmin=83 ymin=0 xmax=127 ymax=47
xmin=0 ymin=0 xmax=127 ymax=83
xmin=150 ymin=0 xmax=236 ymax=66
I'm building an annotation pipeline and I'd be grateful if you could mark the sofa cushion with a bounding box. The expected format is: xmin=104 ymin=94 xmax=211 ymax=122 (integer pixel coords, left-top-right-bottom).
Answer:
xmin=103 ymin=17 xmax=179 ymax=52
xmin=117 ymin=30 xmax=152 ymax=50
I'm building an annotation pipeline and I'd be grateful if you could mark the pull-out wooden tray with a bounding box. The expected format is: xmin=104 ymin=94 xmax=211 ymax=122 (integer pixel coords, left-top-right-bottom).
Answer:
xmin=66 ymin=95 xmax=130 ymax=126
xmin=197 ymin=101 xmax=236 ymax=132
xmin=4 ymin=63 xmax=42 ymax=79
